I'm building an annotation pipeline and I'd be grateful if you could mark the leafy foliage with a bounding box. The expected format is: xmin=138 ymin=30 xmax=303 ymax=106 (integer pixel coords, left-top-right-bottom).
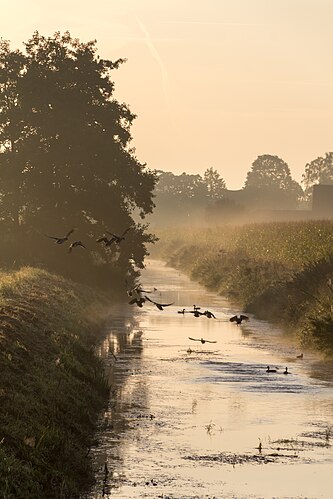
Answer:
xmin=244 ymin=154 xmax=303 ymax=209
xmin=302 ymin=152 xmax=333 ymax=200
xmin=0 ymin=32 xmax=156 ymax=288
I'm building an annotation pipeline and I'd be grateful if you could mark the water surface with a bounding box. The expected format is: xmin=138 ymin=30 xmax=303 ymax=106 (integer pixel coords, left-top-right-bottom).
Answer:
xmin=88 ymin=260 xmax=333 ymax=499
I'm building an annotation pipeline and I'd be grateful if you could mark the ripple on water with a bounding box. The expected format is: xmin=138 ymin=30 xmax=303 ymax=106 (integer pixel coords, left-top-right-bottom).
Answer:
xmin=201 ymin=360 xmax=315 ymax=393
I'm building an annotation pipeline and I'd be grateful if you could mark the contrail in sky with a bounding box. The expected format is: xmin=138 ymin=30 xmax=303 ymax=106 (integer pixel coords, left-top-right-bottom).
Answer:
xmin=134 ymin=15 xmax=170 ymax=108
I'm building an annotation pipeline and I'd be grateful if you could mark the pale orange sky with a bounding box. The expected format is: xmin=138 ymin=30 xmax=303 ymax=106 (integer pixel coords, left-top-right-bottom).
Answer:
xmin=1 ymin=0 xmax=332 ymax=189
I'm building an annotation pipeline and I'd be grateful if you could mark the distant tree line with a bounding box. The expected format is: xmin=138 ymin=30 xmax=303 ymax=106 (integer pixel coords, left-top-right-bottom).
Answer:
xmin=0 ymin=32 xmax=156 ymax=289
xmin=152 ymin=152 xmax=333 ymax=226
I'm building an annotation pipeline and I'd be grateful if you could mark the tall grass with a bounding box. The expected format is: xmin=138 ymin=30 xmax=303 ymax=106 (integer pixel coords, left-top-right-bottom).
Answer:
xmin=153 ymin=221 xmax=333 ymax=355
xmin=0 ymin=267 xmax=111 ymax=498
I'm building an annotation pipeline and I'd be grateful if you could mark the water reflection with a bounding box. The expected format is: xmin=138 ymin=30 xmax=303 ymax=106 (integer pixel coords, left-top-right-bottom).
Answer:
xmin=87 ymin=260 xmax=333 ymax=499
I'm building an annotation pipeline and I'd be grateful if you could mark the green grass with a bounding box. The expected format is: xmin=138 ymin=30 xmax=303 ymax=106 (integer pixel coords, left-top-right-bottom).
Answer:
xmin=153 ymin=221 xmax=333 ymax=355
xmin=0 ymin=267 xmax=112 ymax=498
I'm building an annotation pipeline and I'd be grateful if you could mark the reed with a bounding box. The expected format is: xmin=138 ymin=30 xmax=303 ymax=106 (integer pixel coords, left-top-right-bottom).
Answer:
xmin=154 ymin=221 xmax=333 ymax=355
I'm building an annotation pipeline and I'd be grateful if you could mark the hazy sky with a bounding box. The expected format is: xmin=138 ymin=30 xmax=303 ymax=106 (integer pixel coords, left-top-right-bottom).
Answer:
xmin=1 ymin=0 xmax=332 ymax=188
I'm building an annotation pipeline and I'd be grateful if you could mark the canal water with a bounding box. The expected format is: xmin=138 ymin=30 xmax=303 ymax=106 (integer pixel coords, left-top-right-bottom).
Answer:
xmin=87 ymin=260 xmax=333 ymax=499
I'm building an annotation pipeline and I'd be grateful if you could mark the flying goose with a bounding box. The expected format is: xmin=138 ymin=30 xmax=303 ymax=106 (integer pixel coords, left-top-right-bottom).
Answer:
xmin=188 ymin=337 xmax=217 ymax=344
xmin=203 ymin=310 xmax=216 ymax=319
xmin=230 ymin=314 xmax=249 ymax=325
xmin=106 ymin=227 xmax=131 ymax=244
xmin=189 ymin=310 xmax=204 ymax=318
xmin=144 ymin=295 xmax=174 ymax=311
xmin=96 ymin=235 xmax=115 ymax=247
xmin=68 ymin=241 xmax=86 ymax=253
xmin=46 ymin=228 xmax=76 ymax=244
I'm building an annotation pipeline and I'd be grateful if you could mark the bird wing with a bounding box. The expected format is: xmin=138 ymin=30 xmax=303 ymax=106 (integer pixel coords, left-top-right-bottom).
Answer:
xmin=229 ymin=316 xmax=237 ymax=322
xmin=96 ymin=237 xmax=108 ymax=243
xmin=46 ymin=235 xmax=60 ymax=240
xmin=121 ymin=227 xmax=131 ymax=237
xmin=240 ymin=315 xmax=249 ymax=321
xmin=66 ymin=228 xmax=75 ymax=238
xmin=205 ymin=340 xmax=217 ymax=343
xmin=144 ymin=295 xmax=173 ymax=307
xmin=188 ymin=337 xmax=201 ymax=341
xmin=144 ymin=295 xmax=155 ymax=304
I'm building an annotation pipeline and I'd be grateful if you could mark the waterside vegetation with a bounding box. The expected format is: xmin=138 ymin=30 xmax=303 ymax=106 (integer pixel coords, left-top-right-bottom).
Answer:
xmin=0 ymin=267 xmax=111 ymax=498
xmin=153 ymin=221 xmax=333 ymax=355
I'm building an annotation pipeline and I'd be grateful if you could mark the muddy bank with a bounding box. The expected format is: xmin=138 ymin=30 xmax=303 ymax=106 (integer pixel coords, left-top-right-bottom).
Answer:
xmin=0 ymin=267 xmax=113 ymax=498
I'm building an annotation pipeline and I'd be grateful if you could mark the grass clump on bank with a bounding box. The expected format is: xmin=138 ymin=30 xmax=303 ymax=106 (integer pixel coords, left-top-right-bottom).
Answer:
xmin=0 ymin=267 xmax=111 ymax=498
xmin=153 ymin=221 xmax=333 ymax=356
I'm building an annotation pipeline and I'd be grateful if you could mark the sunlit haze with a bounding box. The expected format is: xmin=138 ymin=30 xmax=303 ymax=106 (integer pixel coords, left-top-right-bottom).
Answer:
xmin=1 ymin=0 xmax=332 ymax=188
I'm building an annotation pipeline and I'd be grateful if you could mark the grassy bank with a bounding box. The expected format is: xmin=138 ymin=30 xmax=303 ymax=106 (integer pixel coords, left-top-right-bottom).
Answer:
xmin=153 ymin=221 xmax=333 ymax=355
xmin=0 ymin=267 xmax=111 ymax=498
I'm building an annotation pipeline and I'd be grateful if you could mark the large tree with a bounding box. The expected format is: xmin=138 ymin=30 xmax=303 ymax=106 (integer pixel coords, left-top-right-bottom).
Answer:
xmin=244 ymin=154 xmax=303 ymax=209
xmin=302 ymin=152 xmax=333 ymax=199
xmin=0 ymin=32 xmax=156 ymax=288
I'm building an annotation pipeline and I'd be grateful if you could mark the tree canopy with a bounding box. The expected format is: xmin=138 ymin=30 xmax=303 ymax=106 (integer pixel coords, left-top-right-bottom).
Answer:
xmin=0 ymin=32 xmax=156 ymax=288
xmin=302 ymin=152 xmax=333 ymax=199
xmin=244 ymin=154 xmax=303 ymax=209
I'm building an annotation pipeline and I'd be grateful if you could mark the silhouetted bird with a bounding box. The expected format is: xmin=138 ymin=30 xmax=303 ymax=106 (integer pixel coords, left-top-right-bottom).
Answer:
xmin=283 ymin=367 xmax=290 ymax=374
xmin=178 ymin=308 xmax=187 ymax=314
xmin=68 ymin=241 xmax=86 ymax=253
xmin=193 ymin=305 xmax=201 ymax=311
xmin=144 ymin=295 xmax=174 ymax=310
xmin=189 ymin=310 xmax=204 ymax=318
xmin=188 ymin=337 xmax=217 ymax=344
xmin=296 ymin=353 xmax=303 ymax=359
xmin=230 ymin=314 xmax=249 ymax=325
xmin=106 ymin=227 xmax=131 ymax=244
xmin=96 ymin=235 xmax=115 ymax=247
xmin=128 ymin=296 xmax=146 ymax=307
xmin=46 ymin=228 xmax=76 ymax=244
xmin=266 ymin=366 xmax=277 ymax=373
xmin=203 ymin=310 xmax=216 ymax=319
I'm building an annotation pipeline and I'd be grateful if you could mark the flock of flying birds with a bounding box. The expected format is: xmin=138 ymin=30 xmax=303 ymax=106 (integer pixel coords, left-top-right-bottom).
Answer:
xmin=126 ymin=284 xmax=300 ymax=372
xmin=46 ymin=227 xmax=299 ymax=371
xmin=126 ymin=283 xmax=251 ymax=345
xmin=45 ymin=227 xmax=131 ymax=253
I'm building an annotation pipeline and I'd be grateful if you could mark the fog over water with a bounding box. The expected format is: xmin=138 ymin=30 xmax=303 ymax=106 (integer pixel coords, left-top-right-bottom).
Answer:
xmin=88 ymin=260 xmax=333 ymax=499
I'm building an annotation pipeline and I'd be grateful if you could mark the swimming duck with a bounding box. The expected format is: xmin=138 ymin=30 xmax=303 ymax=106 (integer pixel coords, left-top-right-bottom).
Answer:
xmin=266 ymin=366 xmax=277 ymax=373
xmin=178 ymin=308 xmax=187 ymax=314
xmin=283 ymin=367 xmax=290 ymax=374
